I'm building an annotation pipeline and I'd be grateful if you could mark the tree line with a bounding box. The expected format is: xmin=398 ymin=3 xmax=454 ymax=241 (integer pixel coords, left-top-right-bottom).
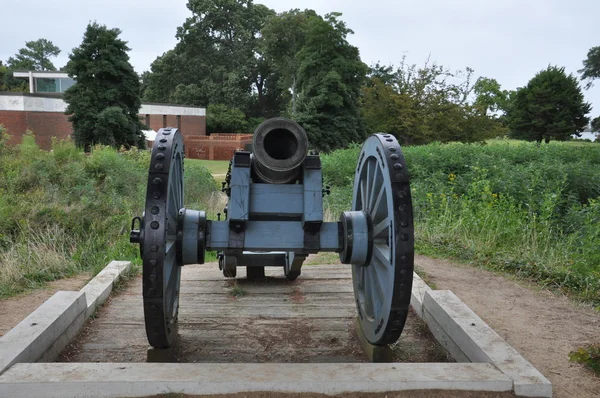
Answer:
xmin=2 ymin=0 xmax=600 ymax=150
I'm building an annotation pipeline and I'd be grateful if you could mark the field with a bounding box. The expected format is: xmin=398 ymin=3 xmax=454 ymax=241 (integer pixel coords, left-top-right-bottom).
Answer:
xmin=322 ymin=140 xmax=600 ymax=305
xmin=186 ymin=159 xmax=229 ymax=176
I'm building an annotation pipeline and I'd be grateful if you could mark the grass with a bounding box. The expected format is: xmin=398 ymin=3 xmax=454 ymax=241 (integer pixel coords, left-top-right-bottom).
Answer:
xmin=186 ymin=159 xmax=230 ymax=176
xmin=0 ymin=128 xmax=221 ymax=298
xmin=322 ymin=139 xmax=600 ymax=305
xmin=486 ymin=138 xmax=596 ymax=147
xmin=227 ymin=282 xmax=247 ymax=298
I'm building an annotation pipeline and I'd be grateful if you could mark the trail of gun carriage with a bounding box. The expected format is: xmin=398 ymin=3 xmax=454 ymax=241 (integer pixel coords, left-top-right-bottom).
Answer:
xmin=1 ymin=1 xmax=600 ymax=398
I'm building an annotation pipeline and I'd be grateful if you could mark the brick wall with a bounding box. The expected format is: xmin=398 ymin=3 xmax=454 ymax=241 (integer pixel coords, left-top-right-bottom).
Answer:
xmin=26 ymin=112 xmax=73 ymax=149
xmin=0 ymin=110 xmax=207 ymax=150
xmin=0 ymin=111 xmax=28 ymax=146
xmin=185 ymin=134 xmax=252 ymax=161
xmin=0 ymin=110 xmax=72 ymax=149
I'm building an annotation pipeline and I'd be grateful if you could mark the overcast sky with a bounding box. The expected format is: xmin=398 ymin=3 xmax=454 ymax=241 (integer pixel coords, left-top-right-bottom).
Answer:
xmin=1 ymin=0 xmax=598 ymax=114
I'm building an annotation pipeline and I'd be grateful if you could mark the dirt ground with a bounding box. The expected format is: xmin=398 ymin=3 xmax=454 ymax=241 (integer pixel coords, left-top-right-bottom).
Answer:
xmin=0 ymin=273 xmax=91 ymax=337
xmin=415 ymin=255 xmax=600 ymax=398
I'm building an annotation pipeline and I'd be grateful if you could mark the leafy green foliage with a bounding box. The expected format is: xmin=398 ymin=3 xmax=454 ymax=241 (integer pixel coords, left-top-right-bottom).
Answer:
xmin=261 ymin=9 xmax=316 ymax=114
xmin=569 ymin=344 xmax=600 ymax=374
xmin=143 ymin=0 xmax=285 ymax=118
xmin=507 ymin=66 xmax=591 ymax=143
xmin=207 ymin=104 xmax=248 ymax=133
xmin=0 ymin=138 xmax=218 ymax=298
xmin=579 ymin=46 xmax=600 ymax=89
xmin=591 ymin=116 xmax=600 ymax=132
xmin=569 ymin=344 xmax=600 ymax=373
xmin=63 ymin=23 xmax=145 ymax=151
xmin=294 ymin=13 xmax=367 ymax=151
xmin=322 ymin=141 xmax=600 ymax=304
xmin=473 ymin=77 xmax=512 ymax=115
xmin=0 ymin=61 xmax=29 ymax=92
xmin=361 ymin=60 xmax=506 ymax=144
xmin=7 ymin=38 xmax=60 ymax=71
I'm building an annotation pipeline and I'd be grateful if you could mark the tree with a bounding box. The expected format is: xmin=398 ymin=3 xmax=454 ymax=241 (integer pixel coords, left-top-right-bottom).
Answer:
xmin=473 ymin=77 xmax=510 ymax=115
xmin=507 ymin=66 xmax=591 ymax=143
xmin=579 ymin=46 xmax=600 ymax=89
xmin=360 ymin=59 xmax=505 ymax=145
xmin=206 ymin=104 xmax=248 ymax=133
xmin=262 ymin=9 xmax=317 ymax=114
xmin=0 ymin=60 xmax=29 ymax=92
xmin=7 ymin=39 xmax=60 ymax=71
xmin=294 ymin=13 xmax=368 ymax=151
xmin=591 ymin=116 xmax=600 ymax=132
xmin=63 ymin=23 xmax=145 ymax=151
xmin=142 ymin=0 xmax=286 ymax=118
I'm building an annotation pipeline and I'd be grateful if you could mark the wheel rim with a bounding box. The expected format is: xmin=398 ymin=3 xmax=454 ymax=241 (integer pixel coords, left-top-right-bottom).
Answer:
xmin=351 ymin=133 xmax=414 ymax=345
xmin=142 ymin=127 xmax=184 ymax=348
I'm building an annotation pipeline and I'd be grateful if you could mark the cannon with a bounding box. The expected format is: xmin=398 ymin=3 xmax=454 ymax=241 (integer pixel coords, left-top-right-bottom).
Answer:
xmin=130 ymin=117 xmax=414 ymax=349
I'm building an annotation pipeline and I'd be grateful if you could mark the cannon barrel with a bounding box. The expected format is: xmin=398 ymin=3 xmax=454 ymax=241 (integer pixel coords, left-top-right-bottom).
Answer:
xmin=251 ymin=118 xmax=308 ymax=184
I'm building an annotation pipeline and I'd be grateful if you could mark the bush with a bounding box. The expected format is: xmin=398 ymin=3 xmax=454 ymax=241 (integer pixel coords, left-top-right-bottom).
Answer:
xmin=321 ymin=140 xmax=600 ymax=304
xmin=207 ymin=104 xmax=248 ymax=133
xmin=0 ymin=137 xmax=218 ymax=297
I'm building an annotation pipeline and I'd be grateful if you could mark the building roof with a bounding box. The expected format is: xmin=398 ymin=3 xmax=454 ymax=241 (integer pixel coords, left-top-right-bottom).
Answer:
xmin=13 ymin=71 xmax=70 ymax=79
xmin=0 ymin=93 xmax=206 ymax=115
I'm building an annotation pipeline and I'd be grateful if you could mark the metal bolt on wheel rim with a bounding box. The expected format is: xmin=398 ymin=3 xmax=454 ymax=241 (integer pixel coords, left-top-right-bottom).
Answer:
xmin=352 ymin=133 xmax=414 ymax=346
xmin=142 ymin=128 xmax=184 ymax=348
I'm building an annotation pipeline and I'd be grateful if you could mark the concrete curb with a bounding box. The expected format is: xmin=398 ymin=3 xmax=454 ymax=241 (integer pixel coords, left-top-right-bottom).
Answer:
xmin=0 ymin=362 xmax=513 ymax=397
xmin=0 ymin=261 xmax=132 ymax=370
xmin=410 ymin=272 xmax=432 ymax=317
xmin=0 ymin=291 xmax=86 ymax=375
xmin=423 ymin=290 xmax=552 ymax=398
xmin=39 ymin=260 xmax=132 ymax=362
xmin=80 ymin=260 xmax=132 ymax=319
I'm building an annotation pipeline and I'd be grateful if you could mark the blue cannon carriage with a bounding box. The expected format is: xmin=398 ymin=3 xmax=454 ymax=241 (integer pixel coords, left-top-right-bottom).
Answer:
xmin=130 ymin=118 xmax=414 ymax=349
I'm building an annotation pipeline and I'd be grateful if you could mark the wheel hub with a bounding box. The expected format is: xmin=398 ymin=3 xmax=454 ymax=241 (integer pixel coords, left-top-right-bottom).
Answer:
xmin=339 ymin=211 xmax=373 ymax=267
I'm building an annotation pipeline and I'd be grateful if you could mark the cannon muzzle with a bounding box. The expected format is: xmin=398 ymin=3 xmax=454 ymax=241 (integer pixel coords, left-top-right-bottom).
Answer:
xmin=252 ymin=118 xmax=308 ymax=184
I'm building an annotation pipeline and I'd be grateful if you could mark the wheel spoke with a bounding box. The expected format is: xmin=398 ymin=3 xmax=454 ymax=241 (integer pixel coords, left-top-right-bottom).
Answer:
xmin=373 ymin=217 xmax=390 ymax=238
xmin=373 ymin=242 xmax=391 ymax=264
xmin=370 ymin=180 xmax=385 ymax=215
xmin=365 ymin=159 xmax=373 ymax=208
xmin=360 ymin=177 xmax=367 ymax=210
xmin=367 ymin=164 xmax=379 ymax=210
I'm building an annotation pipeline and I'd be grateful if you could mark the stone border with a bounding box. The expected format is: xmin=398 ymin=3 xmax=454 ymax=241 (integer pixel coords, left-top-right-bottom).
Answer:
xmin=0 ymin=362 xmax=512 ymax=397
xmin=0 ymin=261 xmax=131 ymax=373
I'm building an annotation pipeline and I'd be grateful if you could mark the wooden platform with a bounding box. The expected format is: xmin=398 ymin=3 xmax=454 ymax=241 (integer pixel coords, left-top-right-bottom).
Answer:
xmin=58 ymin=264 xmax=368 ymax=363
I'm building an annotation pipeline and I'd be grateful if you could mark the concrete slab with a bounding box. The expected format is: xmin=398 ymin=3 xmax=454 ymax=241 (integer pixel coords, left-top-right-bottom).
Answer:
xmin=423 ymin=290 xmax=552 ymax=398
xmin=0 ymin=291 xmax=86 ymax=375
xmin=0 ymin=362 xmax=513 ymax=397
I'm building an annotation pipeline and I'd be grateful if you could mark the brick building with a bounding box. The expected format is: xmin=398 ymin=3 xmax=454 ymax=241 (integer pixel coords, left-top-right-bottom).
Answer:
xmin=0 ymin=92 xmax=251 ymax=160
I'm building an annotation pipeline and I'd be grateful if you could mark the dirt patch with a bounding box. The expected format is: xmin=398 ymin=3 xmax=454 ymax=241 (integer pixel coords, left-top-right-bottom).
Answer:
xmin=415 ymin=254 xmax=600 ymax=398
xmin=0 ymin=273 xmax=91 ymax=337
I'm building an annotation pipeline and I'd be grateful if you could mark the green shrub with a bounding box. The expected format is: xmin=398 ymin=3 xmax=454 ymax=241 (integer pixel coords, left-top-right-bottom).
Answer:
xmin=322 ymin=140 xmax=600 ymax=304
xmin=0 ymin=139 xmax=219 ymax=297
xmin=569 ymin=344 xmax=600 ymax=374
